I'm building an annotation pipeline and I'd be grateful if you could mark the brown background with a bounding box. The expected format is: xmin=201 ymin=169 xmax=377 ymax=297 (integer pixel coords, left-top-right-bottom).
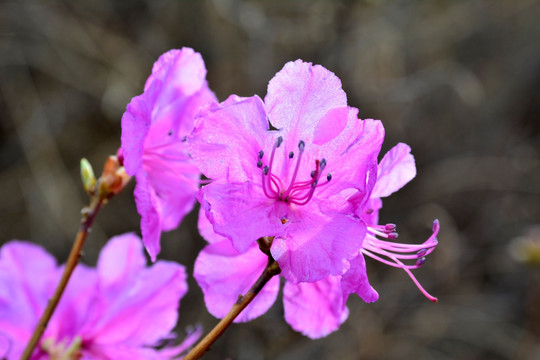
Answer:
xmin=1 ymin=1 xmax=539 ymax=359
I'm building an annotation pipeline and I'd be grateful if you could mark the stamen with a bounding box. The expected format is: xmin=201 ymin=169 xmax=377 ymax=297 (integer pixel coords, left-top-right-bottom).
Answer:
xmin=362 ymin=219 xmax=440 ymax=302
xmin=276 ymin=136 xmax=283 ymax=148
xmin=289 ymin=151 xmax=294 ymax=159
xmin=258 ymin=150 xmax=264 ymax=159
xmin=257 ymin=160 xmax=263 ymax=168
xmin=327 ymin=173 xmax=332 ymax=181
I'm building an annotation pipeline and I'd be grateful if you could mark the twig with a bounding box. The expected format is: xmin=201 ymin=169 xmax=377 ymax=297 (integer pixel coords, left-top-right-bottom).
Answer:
xmin=183 ymin=258 xmax=281 ymax=360
xmin=20 ymin=197 xmax=103 ymax=360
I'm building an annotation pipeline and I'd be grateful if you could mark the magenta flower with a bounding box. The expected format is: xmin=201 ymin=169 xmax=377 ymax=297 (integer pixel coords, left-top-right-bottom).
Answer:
xmin=194 ymin=144 xmax=439 ymax=338
xmin=121 ymin=48 xmax=216 ymax=260
xmin=189 ymin=60 xmax=384 ymax=283
xmin=0 ymin=234 xmax=198 ymax=359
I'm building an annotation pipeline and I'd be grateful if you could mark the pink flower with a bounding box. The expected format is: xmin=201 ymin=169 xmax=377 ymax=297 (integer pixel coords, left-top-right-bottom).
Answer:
xmin=188 ymin=60 xmax=385 ymax=283
xmin=194 ymin=144 xmax=439 ymax=339
xmin=121 ymin=48 xmax=216 ymax=260
xmin=0 ymin=234 xmax=198 ymax=359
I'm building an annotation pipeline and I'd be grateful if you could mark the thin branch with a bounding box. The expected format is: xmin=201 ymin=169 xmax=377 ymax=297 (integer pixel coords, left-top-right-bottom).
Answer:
xmin=19 ymin=197 xmax=103 ymax=360
xmin=183 ymin=258 xmax=281 ymax=360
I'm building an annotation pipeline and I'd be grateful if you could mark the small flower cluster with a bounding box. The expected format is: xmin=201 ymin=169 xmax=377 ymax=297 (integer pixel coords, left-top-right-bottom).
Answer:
xmin=0 ymin=47 xmax=439 ymax=359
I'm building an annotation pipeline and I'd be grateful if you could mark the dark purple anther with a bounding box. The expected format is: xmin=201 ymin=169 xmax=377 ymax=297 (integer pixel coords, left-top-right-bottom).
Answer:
xmin=257 ymin=160 xmax=263 ymax=168
xmin=289 ymin=151 xmax=294 ymax=159
xmin=258 ymin=150 xmax=264 ymax=159
xmin=327 ymin=173 xmax=332 ymax=181
xmin=387 ymin=232 xmax=399 ymax=240
xmin=416 ymin=257 xmax=426 ymax=267
xmin=276 ymin=136 xmax=283 ymax=148
xmin=263 ymin=165 xmax=269 ymax=175
xmin=385 ymin=223 xmax=397 ymax=232
xmin=416 ymin=248 xmax=428 ymax=257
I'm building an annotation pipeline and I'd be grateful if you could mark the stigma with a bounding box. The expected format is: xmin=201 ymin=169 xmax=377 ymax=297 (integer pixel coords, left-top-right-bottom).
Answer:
xmin=257 ymin=136 xmax=331 ymax=206
xmin=362 ymin=219 xmax=440 ymax=302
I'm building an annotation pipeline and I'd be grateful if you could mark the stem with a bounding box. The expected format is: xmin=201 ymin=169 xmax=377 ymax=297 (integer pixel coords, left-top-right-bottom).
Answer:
xmin=183 ymin=258 xmax=281 ymax=360
xmin=20 ymin=197 xmax=103 ymax=360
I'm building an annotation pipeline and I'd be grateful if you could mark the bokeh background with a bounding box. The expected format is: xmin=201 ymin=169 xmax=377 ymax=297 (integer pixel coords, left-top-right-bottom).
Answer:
xmin=1 ymin=0 xmax=539 ymax=359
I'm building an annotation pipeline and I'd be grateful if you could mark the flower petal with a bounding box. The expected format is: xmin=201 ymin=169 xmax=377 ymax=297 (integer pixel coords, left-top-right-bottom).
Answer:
xmin=283 ymin=276 xmax=348 ymax=339
xmin=341 ymin=253 xmax=379 ymax=303
xmin=0 ymin=241 xmax=59 ymax=357
xmin=265 ymin=60 xmax=347 ymax=143
xmin=270 ymin=200 xmax=366 ymax=283
xmin=97 ymin=233 xmax=146 ymax=289
xmin=371 ymin=142 xmax=416 ymax=198
xmin=197 ymin=208 xmax=223 ymax=244
xmin=198 ymin=181 xmax=286 ymax=253
xmin=188 ymin=95 xmax=270 ymax=183
xmin=194 ymin=240 xmax=280 ymax=322
xmin=133 ymin=171 xmax=161 ymax=261
xmin=82 ymin=234 xmax=188 ymax=347
xmin=121 ymin=94 xmax=150 ymax=175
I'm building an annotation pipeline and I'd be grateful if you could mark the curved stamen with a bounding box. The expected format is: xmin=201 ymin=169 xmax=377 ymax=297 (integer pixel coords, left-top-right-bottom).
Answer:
xmin=362 ymin=219 xmax=440 ymax=302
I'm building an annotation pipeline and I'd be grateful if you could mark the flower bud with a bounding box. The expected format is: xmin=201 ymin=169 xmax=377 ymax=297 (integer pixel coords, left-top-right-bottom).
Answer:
xmin=80 ymin=158 xmax=96 ymax=195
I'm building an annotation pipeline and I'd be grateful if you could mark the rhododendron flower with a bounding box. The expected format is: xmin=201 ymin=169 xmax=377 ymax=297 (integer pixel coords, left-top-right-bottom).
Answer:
xmin=189 ymin=60 xmax=384 ymax=283
xmin=0 ymin=234 xmax=198 ymax=359
xmin=195 ymin=143 xmax=439 ymax=338
xmin=121 ymin=48 xmax=216 ymax=260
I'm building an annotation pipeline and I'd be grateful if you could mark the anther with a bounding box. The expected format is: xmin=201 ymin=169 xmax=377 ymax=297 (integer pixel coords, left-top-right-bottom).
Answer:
xmin=320 ymin=158 xmax=327 ymax=170
xmin=298 ymin=140 xmax=305 ymax=152
xmin=263 ymin=165 xmax=269 ymax=175
xmin=276 ymin=136 xmax=283 ymax=148
xmin=416 ymin=248 xmax=428 ymax=257
xmin=311 ymin=180 xmax=318 ymax=188
xmin=385 ymin=223 xmax=397 ymax=232
xmin=257 ymin=160 xmax=263 ymax=168
xmin=387 ymin=232 xmax=399 ymax=240
xmin=310 ymin=170 xmax=316 ymax=178
xmin=327 ymin=173 xmax=332 ymax=181
xmin=416 ymin=257 xmax=426 ymax=267
xmin=258 ymin=150 xmax=264 ymax=159
xmin=289 ymin=151 xmax=294 ymax=159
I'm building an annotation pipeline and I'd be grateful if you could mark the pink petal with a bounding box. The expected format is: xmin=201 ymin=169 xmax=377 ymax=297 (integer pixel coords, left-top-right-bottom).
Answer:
xmin=197 ymin=208 xmax=224 ymax=244
xmin=121 ymin=94 xmax=150 ymax=175
xmin=0 ymin=241 xmax=59 ymax=357
xmin=198 ymin=181 xmax=286 ymax=253
xmin=188 ymin=95 xmax=270 ymax=183
xmin=283 ymin=276 xmax=348 ymax=339
xmin=318 ymin=117 xmax=385 ymax=200
xmin=144 ymin=156 xmax=199 ymax=232
xmin=82 ymin=235 xmax=188 ymax=347
xmin=265 ymin=60 xmax=347 ymax=143
xmin=97 ymin=233 xmax=146 ymax=289
xmin=372 ymin=142 xmax=416 ymax=198
xmin=341 ymin=253 xmax=379 ymax=303
xmin=133 ymin=171 xmax=161 ymax=261
xmin=194 ymin=240 xmax=280 ymax=322
xmin=270 ymin=199 xmax=366 ymax=283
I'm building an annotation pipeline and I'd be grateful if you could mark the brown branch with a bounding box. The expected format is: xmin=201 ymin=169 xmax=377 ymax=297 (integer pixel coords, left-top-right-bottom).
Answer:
xmin=19 ymin=197 xmax=103 ymax=360
xmin=183 ymin=258 xmax=281 ymax=360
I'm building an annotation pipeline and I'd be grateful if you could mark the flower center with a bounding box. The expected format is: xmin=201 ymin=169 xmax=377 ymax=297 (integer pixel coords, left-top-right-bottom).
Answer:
xmin=42 ymin=336 xmax=83 ymax=360
xmin=257 ymin=136 xmax=331 ymax=206
xmin=362 ymin=219 xmax=440 ymax=302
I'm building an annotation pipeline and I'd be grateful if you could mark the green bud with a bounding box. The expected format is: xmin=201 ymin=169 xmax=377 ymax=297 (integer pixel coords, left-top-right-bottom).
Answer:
xmin=80 ymin=158 xmax=96 ymax=195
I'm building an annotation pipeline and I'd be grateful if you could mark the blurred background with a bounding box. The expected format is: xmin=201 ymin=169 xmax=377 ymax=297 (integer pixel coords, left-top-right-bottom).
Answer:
xmin=1 ymin=0 xmax=539 ymax=359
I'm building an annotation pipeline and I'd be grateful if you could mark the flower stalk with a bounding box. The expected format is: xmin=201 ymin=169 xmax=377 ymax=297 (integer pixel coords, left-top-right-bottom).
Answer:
xmin=20 ymin=156 xmax=130 ymax=360
xmin=184 ymin=256 xmax=281 ymax=360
